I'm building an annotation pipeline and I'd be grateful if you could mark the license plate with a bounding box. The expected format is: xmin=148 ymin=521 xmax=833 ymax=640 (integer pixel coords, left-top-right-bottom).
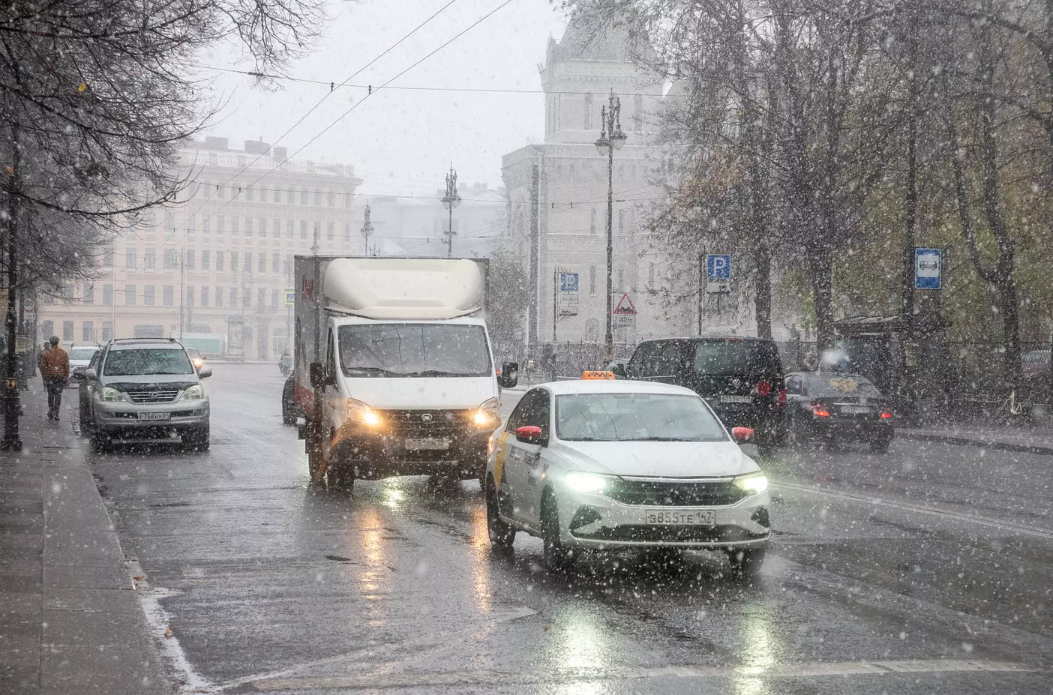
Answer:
xmin=137 ymin=412 xmax=170 ymax=421
xmin=644 ymin=510 xmax=715 ymax=526
xmin=841 ymin=405 xmax=871 ymax=414
xmin=404 ymin=437 xmax=450 ymax=451
xmin=720 ymin=395 xmax=752 ymax=404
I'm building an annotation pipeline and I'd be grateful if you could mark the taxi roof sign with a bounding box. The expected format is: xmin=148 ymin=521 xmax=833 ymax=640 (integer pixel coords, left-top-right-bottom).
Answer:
xmin=582 ymin=370 xmax=616 ymax=380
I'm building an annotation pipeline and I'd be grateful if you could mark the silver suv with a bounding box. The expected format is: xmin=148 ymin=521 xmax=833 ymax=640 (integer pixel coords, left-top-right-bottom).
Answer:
xmin=82 ymin=339 xmax=212 ymax=451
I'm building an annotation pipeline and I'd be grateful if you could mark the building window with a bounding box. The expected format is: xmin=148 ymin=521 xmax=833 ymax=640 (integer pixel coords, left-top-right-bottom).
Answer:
xmin=186 ymin=286 xmax=194 ymax=307
xmin=125 ymin=249 xmax=136 ymax=269
xmin=326 ymin=221 xmax=334 ymax=242
xmin=102 ymin=321 xmax=112 ymax=342
xmin=617 ymin=265 xmax=624 ymax=291
xmin=125 ymin=285 xmax=135 ymax=306
xmin=327 ymin=191 xmax=335 ymax=207
xmin=163 ymin=286 xmax=174 ymax=306
xmin=144 ymin=249 xmax=155 ymax=270
xmin=313 ymin=221 xmax=320 ymax=242
xmin=201 ymin=286 xmax=209 ymax=307
xmin=187 ymin=215 xmax=195 ymax=237
xmin=230 ymin=253 xmax=238 ymax=273
xmin=216 ymin=251 xmax=224 ymax=272
xmin=282 ymin=256 xmax=291 ymax=274
xmin=245 ymin=217 xmax=252 ymax=237
xmin=314 ymin=190 xmax=321 ymax=206
xmin=648 ymin=262 xmax=655 ymax=287
xmin=634 ymin=93 xmax=643 ymax=131
xmin=344 ymin=223 xmax=351 ymax=243
xmin=344 ymin=191 xmax=352 ymax=208
xmin=164 ymin=213 xmax=175 ymax=237
xmin=103 ymin=284 xmax=113 ymax=306
xmin=300 ymin=221 xmax=307 ymax=239
xmin=83 ymin=284 xmax=94 ymax=304
xmin=584 ymin=93 xmax=593 ymax=129
xmin=144 ymin=285 xmax=155 ymax=306
xmin=243 ymin=289 xmax=251 ymax=307
xmin=258 ymin=218 xmax=267 ymax=238
xmin=271 ymin=289 xmax=279 ymax=308
xmin=102 ymin=247 xmax=114 ymax=267
xmin=585 ymin=319 xmax=599 ymax=342
xmin=259 ymin=187 xmax=268 ymax=203
xmin=230 ymin=287 xmax=238 ymax=307
xmin=590 ymin=208 xmax=596 ymax=235
xmin=163 ymin=249 xmax=177 ymax=270
xmin=185 ymin=250 xmax=195 ymax=270
xmin=301 ymin=189 xmax=308 ymax=204
xmin=216 ymin=215 xmax=224 ymax=236
xmin=258 ymin=288 xmax=266 ymax=307
xmin=231 ymin=217 xmax=239 ymax=236
xmin=216 ymin=185 xmax=224 ymax=200
xmin=286 ymin=220 xmax=293 ymax=239
xmin=258 ymin=253 xmax=266 ymax=274
xmin=589 ymin=266 xmax=596 ymax=295
xmin=273 ymin=219 xmax=280 ymax=238
xmin=202 ymin=218 xmax=210 ymax=235
xmin=202 ymin=252 xmax=210 ymax=271
xmin=41 ymin=320 xmax=53 ymax=340
xmin=244 ymin=252 xmax=252 ymax=273
xmin=287 ymin=188 xmax=295 ymax=204
xmin=272 ymin=252 xmax=280 ymax=274
xmin=246 ymin=186 xmax=253 ymax=201
xmin=82 ymin=321 xmax=94 ymax=342
xmin=63 ymin=321 xmax=74 ymax=341
xmin=215 ymin=287 xmax=223 ymax=307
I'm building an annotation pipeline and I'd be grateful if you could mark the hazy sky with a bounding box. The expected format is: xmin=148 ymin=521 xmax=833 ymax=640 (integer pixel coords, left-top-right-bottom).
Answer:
xmin=195 ymin=0 xmax=570 ymax=197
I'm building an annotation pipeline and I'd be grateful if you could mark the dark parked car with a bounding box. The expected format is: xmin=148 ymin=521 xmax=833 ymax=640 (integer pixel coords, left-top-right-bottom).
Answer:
xmin=626 ymin=336 xmax=787 ymax=450
xmin=784 ymin=372 xmax=894 ymax=452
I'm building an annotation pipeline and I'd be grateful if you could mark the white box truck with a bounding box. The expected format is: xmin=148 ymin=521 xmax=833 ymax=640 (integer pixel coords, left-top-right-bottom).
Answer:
xmin=293 ymin=256 xmax=519 ymax=488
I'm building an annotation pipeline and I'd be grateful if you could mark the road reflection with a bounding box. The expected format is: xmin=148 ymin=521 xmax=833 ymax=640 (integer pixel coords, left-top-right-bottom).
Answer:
xmin=733 ymin=605 xmax=778 ymax=695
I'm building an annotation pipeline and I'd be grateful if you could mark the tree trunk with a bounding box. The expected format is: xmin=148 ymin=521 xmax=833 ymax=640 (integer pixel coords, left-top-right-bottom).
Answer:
xmin=810 ymin=248 xmax=835 ymax=351
xmin=754 ymin=243 xmax=772 ymax=339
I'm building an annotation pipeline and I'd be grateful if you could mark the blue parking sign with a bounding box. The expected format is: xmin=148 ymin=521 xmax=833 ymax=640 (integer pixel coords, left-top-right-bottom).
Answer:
xmin=706 ymin=254 xmax=731 ymax=279
xmin=560 ymin=272 xmax=578 ymax=292
xmin=914 ymin=248 xmax=942 ymax=290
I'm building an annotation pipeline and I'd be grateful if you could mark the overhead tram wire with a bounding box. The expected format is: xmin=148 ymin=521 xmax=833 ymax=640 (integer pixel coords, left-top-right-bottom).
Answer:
xmin=169 ymin=0 xmax=519 ymax=250
xmin=178 ymin=0 xmax=463 ymax=240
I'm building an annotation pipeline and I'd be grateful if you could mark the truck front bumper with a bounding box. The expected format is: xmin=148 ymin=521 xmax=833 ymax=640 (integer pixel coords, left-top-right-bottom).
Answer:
xmin=330 ymin=421 xmax=490 ymax=479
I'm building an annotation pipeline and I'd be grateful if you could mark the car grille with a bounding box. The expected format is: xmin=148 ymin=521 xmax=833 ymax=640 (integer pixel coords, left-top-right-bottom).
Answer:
xmin=605 ymin=479 xmax=748 ymax=507
xmin=125 ymin=390 xmax=179 ymax=404
xmin=380 ymin=409 xmax=474 ymax=436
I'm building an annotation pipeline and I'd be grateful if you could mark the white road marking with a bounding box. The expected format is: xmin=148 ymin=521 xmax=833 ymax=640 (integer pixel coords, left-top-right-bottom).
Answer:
xmin=139 ymin=584 xmax=215 ymax=693
xmin=250 ymin=660 xmax=1041 ymax=691
xmin=773 ymin=480 xmax=1053 ymax=540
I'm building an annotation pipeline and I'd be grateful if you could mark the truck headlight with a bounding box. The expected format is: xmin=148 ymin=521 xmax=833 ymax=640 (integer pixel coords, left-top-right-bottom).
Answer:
xmin=735 ymin=473 xmax=769 ymax=495
xmin=99 ymin=387 xmax=126 ymax=402
xmin=180 ymin=385 xmax=204 ymax=401
xmin=473 ymin=397 xmax=500 ymax=428
xmin=564 ymin=471 xmax=609 ymax=494
xmin=346 ymin=398 xmax=381 ymax=427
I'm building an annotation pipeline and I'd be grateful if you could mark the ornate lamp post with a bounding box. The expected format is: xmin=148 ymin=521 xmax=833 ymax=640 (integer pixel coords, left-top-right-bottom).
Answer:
xmin=595 ymin=91 xmax=627 ymax=362
xmin=441 ymin=165 xmax=461 ymax=258
xmin=360 ymin=203 xmax=374 ymax=256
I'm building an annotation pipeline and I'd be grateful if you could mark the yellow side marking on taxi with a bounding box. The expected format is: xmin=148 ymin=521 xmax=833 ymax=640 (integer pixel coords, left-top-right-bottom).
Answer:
xmin=493 ymin=432 xmax=509 ymax=486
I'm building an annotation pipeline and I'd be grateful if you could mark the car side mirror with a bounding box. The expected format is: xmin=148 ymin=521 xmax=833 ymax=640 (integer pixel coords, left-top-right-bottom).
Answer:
xmin=197 ymin=365 xmax=212 ymax=379
xmin=83 ymin=368 xmax=97 ymax=380
xmin=610 ymin=363 xmax=627 ymax=378
xmin=732 ymin=426 xmax=754 ymax=443
xmin=497 ymin=361 xmax=519 ymax=389
xmin=309 ymin=362 xmax=335 ymax=387
xmin=515 ymin=425 xmax=543 ymax=444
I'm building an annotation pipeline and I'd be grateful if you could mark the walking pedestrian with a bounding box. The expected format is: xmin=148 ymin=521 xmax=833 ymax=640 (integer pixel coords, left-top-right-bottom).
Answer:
xmin=40 ymin=336 xmax=69 ymax=421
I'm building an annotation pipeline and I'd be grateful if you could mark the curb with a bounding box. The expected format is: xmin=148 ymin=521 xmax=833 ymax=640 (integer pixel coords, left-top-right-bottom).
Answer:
xmin=899 ymin=430 xmax=1053 ymax=456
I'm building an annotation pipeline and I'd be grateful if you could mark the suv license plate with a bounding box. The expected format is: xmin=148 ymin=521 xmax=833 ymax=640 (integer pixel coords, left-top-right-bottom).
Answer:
xmin=720 ymin=395 xmax=753 ymax=404
xmin=644 ymin=510 xmax=715 ymax=526
xmin=404 ymin=438 xmax=450 ymax=451
xmin=138 ymin=412 xmax=170 ymax=421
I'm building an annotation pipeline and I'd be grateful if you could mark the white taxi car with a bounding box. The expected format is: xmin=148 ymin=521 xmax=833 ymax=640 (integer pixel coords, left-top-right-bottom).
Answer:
xmin=484 ymin=380 xmax=771 ymax=574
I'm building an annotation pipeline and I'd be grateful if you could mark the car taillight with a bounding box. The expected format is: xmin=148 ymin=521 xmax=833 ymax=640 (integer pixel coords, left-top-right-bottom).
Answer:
xmin=777 ymin=389 xmax=787 ymax=406
xmin=880 ymin=411 xmax=893 ymax=419
xmin=755 ymin=380 xmax=772 ymax=396
xmin=811 ymin=402 xmax=831 ymax=418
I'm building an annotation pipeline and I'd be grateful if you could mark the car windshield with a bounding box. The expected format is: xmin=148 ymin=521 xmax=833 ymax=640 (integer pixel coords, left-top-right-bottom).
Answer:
xmin=338 ymin=324 xmax=492 ymax=378
xmin=69 ymin=348 xmax=98 ymax=361
xmin=103 ymin=348 xmax=194 ymax=376
xmin=693 ymin=341 xmax=781 ymax=376
xmin=805 ymin=374 xmax=883 ymax=397
xmin=555 ymin=393 xmax=727 ymax=442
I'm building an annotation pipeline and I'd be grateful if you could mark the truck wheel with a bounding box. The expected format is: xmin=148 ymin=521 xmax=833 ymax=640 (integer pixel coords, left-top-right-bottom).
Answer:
xmin=327 ymin=464 xmax=355 ymax=491
xmin=306 ymin=423 xmax=325 ymax=484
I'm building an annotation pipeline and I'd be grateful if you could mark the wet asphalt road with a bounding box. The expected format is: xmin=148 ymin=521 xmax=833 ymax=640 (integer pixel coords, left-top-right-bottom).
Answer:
xmin=85 ymin=365 xmax=1053 ymax=694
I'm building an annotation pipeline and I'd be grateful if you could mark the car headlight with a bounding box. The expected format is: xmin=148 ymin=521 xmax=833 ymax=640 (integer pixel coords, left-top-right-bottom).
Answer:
xmin=180 ymin=385 xmax=204 ymax=401
xmin=735 ymin=473 xmax=769 ymax=495
xmin=346 ymin=398 xmax=381 ymax=427
xmin=472 ymin=397 xmax=501 ymax=428
xmin=564 ymin=471 xmax=609 ymax=494
xmin=99 ymin=387 xmax=126 ymax=402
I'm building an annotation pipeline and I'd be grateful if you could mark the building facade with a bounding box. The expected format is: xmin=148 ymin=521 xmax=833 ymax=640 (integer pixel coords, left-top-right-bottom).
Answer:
xmin=501 ymin=17 xmax=695 ymax=355
xmin=38 ymin=137 xmax=362 ymax=360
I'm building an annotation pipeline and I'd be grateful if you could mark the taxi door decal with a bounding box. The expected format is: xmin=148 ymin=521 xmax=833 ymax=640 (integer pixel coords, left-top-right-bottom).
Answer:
xmin=493 ymin=431 xmax=510 ymax=486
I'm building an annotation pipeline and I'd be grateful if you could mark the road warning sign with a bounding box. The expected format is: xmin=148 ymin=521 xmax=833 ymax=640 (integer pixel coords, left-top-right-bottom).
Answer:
xmin=613 ymin=293 xmax=636 ymax=315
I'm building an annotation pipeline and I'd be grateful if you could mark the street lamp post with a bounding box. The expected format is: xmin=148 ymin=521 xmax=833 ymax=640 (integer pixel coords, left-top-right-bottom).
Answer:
xmin=360 ymin=203 xmax=374 ymax=256
xmin=441 ymin=165 xmax=461 ymax=258
xmin=595 ymin=90 xmax=627 ymax=362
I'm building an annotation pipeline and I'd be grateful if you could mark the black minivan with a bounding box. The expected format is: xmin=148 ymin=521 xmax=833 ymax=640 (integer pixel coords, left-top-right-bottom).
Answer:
xmin=625 ymin=337 xmax=787 ymax=450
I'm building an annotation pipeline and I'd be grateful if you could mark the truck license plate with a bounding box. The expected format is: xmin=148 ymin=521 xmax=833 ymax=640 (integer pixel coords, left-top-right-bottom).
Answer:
xmin=404 ymin=438 xmax=450 ymax=451
xmin=137 ymin=412 xmax=170 ymax=421
xmin=644 ymin=510 xmax=715 ymax=526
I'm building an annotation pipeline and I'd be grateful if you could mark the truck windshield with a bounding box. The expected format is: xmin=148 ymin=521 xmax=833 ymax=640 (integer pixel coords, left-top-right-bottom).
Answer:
xmin=338 ymin=324 xmax=492 ymax=378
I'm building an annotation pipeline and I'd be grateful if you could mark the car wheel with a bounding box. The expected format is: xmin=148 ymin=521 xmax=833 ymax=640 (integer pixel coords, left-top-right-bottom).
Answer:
xmin=486 ymin=477 xmax=515 ymax=553
xmin=727 ymin=547 xmax=766 ymax=580
xmin=282 ymin=384 xmax=297 ymax=425
xmin=327 ymin=463 xmax=355 ymax=491
xmin=541 ymin=491 xmax=572 ymax=572
xmin=869 ymin=433 xmax=892 ymax=454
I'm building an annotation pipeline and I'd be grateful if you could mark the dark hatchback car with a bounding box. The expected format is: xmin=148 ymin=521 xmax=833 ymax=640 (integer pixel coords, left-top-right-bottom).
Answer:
xmin=784 ymin=372 xmax=894 ymax=452
xmin=626 ymin=337 xmax=787 ymax=450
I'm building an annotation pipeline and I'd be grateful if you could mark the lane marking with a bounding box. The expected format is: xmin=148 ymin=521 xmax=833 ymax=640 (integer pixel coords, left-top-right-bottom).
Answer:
xmin=218 ymin=606 xmax=537 ymax=692
xmin=773 ymin=480 xmax=1053 ymax=540
xmin=250 ymin=660 xmax=1041 ymax=691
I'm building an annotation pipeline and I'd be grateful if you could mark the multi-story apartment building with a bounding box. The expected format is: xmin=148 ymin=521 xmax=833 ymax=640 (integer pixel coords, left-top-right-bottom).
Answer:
xmin=39 ymin=137 xmax=362 ymax=360
xmin=502 ymin=16 xmax=696 ymax=351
